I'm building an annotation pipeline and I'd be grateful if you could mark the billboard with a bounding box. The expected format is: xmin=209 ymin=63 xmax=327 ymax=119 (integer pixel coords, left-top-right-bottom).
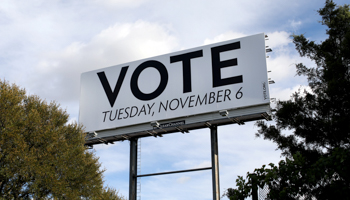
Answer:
xmin=80 ymin=33 xmax=271 ymax=144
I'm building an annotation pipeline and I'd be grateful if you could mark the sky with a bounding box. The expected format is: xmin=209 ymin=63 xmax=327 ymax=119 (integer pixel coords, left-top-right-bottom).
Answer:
xmin=1 ymin=0 xmax=349 ymax=199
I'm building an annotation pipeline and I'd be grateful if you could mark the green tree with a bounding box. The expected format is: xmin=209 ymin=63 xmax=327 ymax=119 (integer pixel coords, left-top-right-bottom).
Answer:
xmin=225 ymin=1 xmax=350 ymax=199
xmin=0 ymin=80 xmax=123 ymax=199
xmin=99 ymin=187 xmax=126 ymax=200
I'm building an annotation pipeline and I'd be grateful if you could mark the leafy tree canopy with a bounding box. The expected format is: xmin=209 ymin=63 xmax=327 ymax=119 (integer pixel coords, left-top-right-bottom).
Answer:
xmin=0 ymin=80 xmax=124 ymax=199
xmin=225 ymin=1 xmax=350 ymax=199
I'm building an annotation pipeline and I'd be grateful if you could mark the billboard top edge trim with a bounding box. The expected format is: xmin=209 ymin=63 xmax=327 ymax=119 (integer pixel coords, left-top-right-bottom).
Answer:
xmin=80 ymin=33 xmax=266 ymax=75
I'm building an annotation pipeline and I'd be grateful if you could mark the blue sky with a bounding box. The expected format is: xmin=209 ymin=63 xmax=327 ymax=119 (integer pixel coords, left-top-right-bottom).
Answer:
xmin=1 ymin=0 xmax=349 ymax=199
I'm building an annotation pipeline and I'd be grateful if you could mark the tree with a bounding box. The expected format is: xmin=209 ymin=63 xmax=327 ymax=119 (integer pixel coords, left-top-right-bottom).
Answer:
xmin=225 ymin=1 xmax=350 ymax=199
xmin=99 ymin=187 xmax=126 ymax=200
xmin=0 ymin=80 xmax=123 ymax=199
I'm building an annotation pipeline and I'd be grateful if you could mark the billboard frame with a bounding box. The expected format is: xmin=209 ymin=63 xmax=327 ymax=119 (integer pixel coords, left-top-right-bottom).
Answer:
xmin=81 ymin=33 xmax=271 ymax=144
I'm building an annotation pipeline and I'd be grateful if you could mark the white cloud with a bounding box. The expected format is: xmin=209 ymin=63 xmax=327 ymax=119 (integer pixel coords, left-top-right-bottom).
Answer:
xmin=266 ymin=54 xmax=298 ymax=82
xmin=263 ymin=31 xmax=312 ymax=92
xmin=203 ymin=32 xmax=247 ymax=45
xmin=91 ymin=0 xmax=148 ymax=8
xmin=204 ymin=30 xmax=291 ymax=49
xmin=28 ymin=20 xmax=178 ymax=106
xmin=271 ymin=85 xmax=302 ymax=102
xmin=290 ymin=20 xmax=302 ymax=32
xmin=266 ymin=31 xmax=291 ymax=49
xmin=271 ymin=84 xmax=312 ymax=102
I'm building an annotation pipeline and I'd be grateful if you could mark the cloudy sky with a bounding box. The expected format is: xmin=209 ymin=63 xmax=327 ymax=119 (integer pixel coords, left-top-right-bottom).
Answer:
xmin=1 ymin=0 xmax=348 ymax=199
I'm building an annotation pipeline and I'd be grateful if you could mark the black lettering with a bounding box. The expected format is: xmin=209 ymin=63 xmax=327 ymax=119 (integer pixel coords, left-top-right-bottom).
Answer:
xmin=159 ymin=101 xmax=168 ymax=112
xmin=262 ymin=83 xmax=267 ymax=100
xmin=118 ymin=108 xmax=124 ymax=120
xmin=102 ymin=111 xmax=110 ymax=122
xmin=97 ymin=66 xmax=129 ymax=107
xmin=180 ymin=96 xmax=189 ymax=108
xmin=209 ymin=92 xmax=216 ymax=104
xmin=138 ymin=105 xmax=147 ymax=116
xmin=169 ymin=98 xmax=180 ymax=110
xmin=147 ymin=103 xmax=155 ymax=114
xmin=211 ymin=42 xmax=243 ymax=87
xmin=224 ymin=89 xmax=231 ymax=101
xmin=195 ymin=93 xmax=207 ymax=106
xmin=188 ymin=95 xmax=195 ymax=107
xmin=131 ymin=60 xmax=168 ymax=101
xmin=216 ymin=90 xmax=223 ymax=103
xmin=130 ymin=106 xmax=138 ymax=118
xmin=124 ymin=107 xmax=130 ymax=119
xmin=109 ymin=109 xmax=118 ymax=121
xmin=236 ymin=87 xmax=243 ymax=99
xmin=170 ymin=50 xmax=203 ymax=93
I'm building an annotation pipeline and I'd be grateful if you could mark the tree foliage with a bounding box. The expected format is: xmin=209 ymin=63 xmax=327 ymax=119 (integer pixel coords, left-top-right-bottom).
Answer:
xmin=0 ymin=80 xmax=123 ymax=199
xmin=99 ymin=187 xmax=126 ymax=200
xmin=225 ymin=1 xmax=350 ymax=199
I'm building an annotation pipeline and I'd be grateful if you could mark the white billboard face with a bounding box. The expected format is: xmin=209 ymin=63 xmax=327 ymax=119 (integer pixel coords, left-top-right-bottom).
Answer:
xmin=79 ymin=33 xmax=270 ymax=133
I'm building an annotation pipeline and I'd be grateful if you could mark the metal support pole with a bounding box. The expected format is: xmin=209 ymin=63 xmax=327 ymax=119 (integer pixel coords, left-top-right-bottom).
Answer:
xmin=210 ymin=125 xmax=220 ymax=200
xmin=129 ymin=137 xmax=138 ymax=200
xmin=137 ymin=167 xmax=212 ymax=178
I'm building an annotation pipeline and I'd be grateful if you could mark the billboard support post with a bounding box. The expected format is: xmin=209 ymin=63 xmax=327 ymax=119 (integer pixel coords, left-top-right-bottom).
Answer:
xmin=129 ymin=137 xmax=138 ymax=200
xmin=80 ymin=33 xmax=272 ymax=199
xmin=128 ymin=127 xmax=221 ymax=200
xmin=210 ymin=125 xmax=220 ymax=200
